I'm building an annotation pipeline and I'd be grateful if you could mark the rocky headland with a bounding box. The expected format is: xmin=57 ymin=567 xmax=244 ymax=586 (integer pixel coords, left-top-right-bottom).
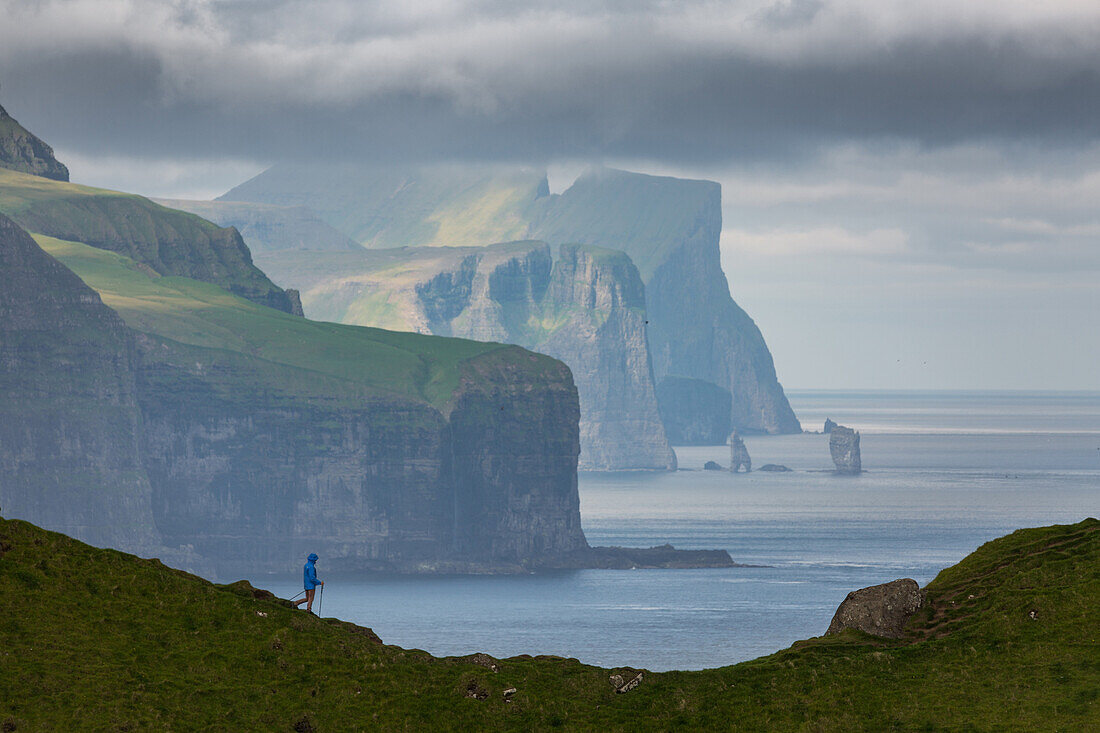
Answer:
xmin=222 ymin=163 xmax=802 ymax=464
xmin=258 ymin=241 xmax=676 ymax=471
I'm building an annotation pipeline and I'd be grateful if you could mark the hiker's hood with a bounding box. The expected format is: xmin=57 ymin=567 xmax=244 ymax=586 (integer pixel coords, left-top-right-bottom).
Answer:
xmin=307 ymin=553 xmax=318 ymax=562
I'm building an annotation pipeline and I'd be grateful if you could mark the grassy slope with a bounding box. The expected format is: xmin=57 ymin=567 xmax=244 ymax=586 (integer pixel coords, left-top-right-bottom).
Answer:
xmin=1 ymin=517 xmax=1097 ymax=731
xmin=0 ymin=167 xmax=295 ymax=312
xmin=221 ymin=163 xmax=547 ymax=248
xmin=0 ymin=166 xmax=132 ymax=213
xmin=33 ymin=235 xmax=516 ymax=411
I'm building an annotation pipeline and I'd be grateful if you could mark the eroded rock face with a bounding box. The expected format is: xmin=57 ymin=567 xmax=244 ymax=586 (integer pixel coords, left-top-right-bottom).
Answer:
xmin=534 ymin=245 xmax=675 ymax=470
xmin=656 ymin=376 xmax=732 ymax=445
xmin=829 ymin=426 xmax=862 ymax=474
xmin=261 ymin=242 xmax=676 ymax=471
xmin=530 ymin=168 xmax=802 ymax=437
xmin=729 ymin=431 xmax=751 ymax=472
xmin=826 ymin=578 xmax=924 ymax=638
xmin=0 ymin=103 xmax=69 ymax=181
xmin=824 ymin=418 xmax=837 ymax=434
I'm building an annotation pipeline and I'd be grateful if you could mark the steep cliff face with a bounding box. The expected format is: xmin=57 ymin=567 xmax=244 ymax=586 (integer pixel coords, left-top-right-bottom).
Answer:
xmin=530 ymin=168 xmax=801 ymax=435
xmin=0 ymin=213 xmax=157 ymax=551
xmin=135 ymin=338 xmax=585 ymax=575
xmin=532 ymin=245 xmax=675 ymax=470
xmin=0 ymin=103 xmax=69 ymax=181
xmin=0 ymin=168 xmax=293 ymax=313
xmin=29 ymin=235 xmax=587 ymax=575
xmin=259 ymin=242 xmax=676 ymax=470
xmin=446 ymin=348 xmax=587 ymax=562
xmin=656 ymin=376 xmax=732 ymax=445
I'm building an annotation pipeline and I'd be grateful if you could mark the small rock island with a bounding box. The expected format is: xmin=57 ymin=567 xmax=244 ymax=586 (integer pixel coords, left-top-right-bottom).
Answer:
xmin=729 ymin=430 xmax=751 ymax=472
xmin=829 ymin=425 xmax=862 ymax=474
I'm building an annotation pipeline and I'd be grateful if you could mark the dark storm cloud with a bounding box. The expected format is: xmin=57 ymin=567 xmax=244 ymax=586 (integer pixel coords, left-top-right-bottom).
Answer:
xmin=3 ymin=0 xmax=1100 ymax=164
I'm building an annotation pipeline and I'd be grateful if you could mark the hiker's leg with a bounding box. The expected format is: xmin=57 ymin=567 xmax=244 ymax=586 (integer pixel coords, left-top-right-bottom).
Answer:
xmin=304 ymin=588 xmax=315 ymax=611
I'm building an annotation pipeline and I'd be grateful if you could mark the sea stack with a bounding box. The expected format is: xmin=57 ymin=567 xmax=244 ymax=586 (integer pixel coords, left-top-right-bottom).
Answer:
xmin=829 ymin=425 xmax=862 ymax=474
xmin=823 ymin=417 xmax=837 ymax=434
xmin=729 ymin=431 xmax=751 ymax=473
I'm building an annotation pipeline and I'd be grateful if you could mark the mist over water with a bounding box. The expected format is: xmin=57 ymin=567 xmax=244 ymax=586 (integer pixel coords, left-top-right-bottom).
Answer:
xmin=265 ymin=391 xmax=1100 ymax=671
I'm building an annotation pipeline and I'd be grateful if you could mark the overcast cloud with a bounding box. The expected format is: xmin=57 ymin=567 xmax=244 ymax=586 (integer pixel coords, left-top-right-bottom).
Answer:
xmin=5 ymin=0 xmax=1100 ymax=162
xmin=1 ymin=0 xmax=1097 ymax=389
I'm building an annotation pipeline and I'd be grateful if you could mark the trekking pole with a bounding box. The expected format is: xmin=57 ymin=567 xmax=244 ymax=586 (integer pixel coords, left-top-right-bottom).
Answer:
xmin=318 ymin=583 xmax=324 ymax=617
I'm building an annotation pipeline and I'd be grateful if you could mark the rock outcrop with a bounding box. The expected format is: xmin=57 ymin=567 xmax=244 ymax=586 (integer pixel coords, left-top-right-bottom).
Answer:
xmin=258 ymin=241 xmax=676 ymax=471
xmin=829 ymin=425 xmax=862 ymax=474
xmin=758 ymin=464 xmax=791 ymax=472
xmin=703 ymin=461 xmax=723 ymax=471
xmin=655 ymin=376 xmax=732 ymax=445
xmin=824 ymin=418 xmax=837 ymax=434
xmin=826 ymin=578 xmax=924 ymax=638
xmin=0 ymin=102 xmax=69 ymax=181
xmin=729 ymin=431 xmax=752 ymax=472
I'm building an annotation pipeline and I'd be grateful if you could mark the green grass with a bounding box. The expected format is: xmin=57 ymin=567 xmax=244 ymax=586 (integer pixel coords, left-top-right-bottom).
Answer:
xmin=0 ymin=166 xmax=134 ymax=213
xmin=33 ymin=234 xmax=556 ymax=411
xmin=1 ymin=517 xmax=1097 ymax=730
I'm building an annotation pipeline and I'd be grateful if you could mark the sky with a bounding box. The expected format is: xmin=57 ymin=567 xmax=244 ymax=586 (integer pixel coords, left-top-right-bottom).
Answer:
xmin=1 ymin=0 xmax=1098 ymax=390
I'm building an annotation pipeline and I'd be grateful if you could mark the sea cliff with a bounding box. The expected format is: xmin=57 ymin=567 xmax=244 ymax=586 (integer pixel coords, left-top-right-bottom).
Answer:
xmin=259 ymin=241 xmax=676 ymax=471
xmin=224 ymin=163 xmax=801 ymax=445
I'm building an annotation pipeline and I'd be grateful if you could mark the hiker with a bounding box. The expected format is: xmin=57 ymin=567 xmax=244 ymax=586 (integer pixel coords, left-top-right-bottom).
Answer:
xmin=293 ymin=552 xmax=324 ymax=613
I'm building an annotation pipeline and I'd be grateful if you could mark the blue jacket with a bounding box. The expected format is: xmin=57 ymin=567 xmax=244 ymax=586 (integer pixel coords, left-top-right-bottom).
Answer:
xmin=303 ymin=554 xmax=322 ymax=590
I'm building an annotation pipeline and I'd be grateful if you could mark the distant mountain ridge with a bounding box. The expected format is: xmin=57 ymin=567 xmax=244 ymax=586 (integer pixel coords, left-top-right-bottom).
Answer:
xmin=153 ymin=198 xmax=361 ymax=255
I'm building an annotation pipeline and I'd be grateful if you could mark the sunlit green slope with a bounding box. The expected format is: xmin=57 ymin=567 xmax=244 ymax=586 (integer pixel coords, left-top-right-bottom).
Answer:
xmin=35 ymin=235 xmax=523 ymax=411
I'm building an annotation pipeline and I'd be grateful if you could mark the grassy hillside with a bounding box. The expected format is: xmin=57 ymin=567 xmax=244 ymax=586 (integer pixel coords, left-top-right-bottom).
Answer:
xmin=1 ymin=516 xmax=1097 ymax=730
xmin=34 ymin=234 xmax=526 ymax=411
xmin=0 ymin=167 xmax=292 ymax=312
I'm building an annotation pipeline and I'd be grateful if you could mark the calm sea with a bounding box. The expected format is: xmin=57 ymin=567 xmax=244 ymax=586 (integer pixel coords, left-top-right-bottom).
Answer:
xmin=264 ymin=391 xmax=1100 ymax=671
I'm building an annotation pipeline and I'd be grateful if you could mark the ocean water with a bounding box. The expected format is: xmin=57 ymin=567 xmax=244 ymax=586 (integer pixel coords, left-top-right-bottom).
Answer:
xmin=265 ymin=391 xmax=1100 ymax=671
